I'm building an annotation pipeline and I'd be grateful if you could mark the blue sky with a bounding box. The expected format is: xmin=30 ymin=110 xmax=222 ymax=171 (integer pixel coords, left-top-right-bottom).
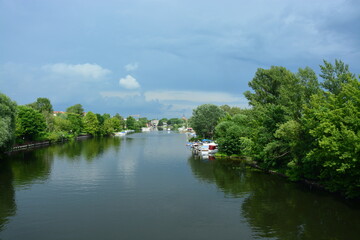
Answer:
xmin=1 ymin=0 xmax=359 ymax=119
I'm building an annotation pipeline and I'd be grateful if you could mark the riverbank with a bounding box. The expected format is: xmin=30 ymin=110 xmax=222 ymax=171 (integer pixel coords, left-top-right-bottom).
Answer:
xmin=214 ymin=154 xmax=337 ymax=197
xmin=8 ymin=134 xmax=92 ymax=153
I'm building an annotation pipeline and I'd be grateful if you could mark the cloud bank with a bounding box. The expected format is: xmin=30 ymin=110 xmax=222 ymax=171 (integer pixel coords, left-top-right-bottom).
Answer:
xmin=144 ymin=90 xmax=244 ymax=103
xmin=42 ymin=63 xmax=111 ymax=79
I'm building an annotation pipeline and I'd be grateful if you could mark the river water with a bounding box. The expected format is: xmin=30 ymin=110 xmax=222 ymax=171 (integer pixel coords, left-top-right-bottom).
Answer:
xmin=0 ymin=131 xmax=359 ymax=240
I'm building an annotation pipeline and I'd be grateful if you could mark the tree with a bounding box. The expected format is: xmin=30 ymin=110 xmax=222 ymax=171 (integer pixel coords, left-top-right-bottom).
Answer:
xmin=302 ymin=77 xmax=360 ymax=198
xmin=66 ymin=113 xmax=82 ymax=134
xmin=167 ymin=118 xmax=184 ymax=126
xmin=27 ymin=97 xmax=55 ymax=132
xmin=96 ymin=113 xmax=105 ymax=127
xmin=103 ymin=113 xmax=111 ymax=121
xmin=220 ymin=105 xmax=242 ymax=116
xmin=53 ymin=116 xmax=72 ymax=133
xmin=125 ymin=116 xmax=136 ymax=130
xmin=28 ymin=97 xmax=53 ymax=113
xmin=114 ymin=113 xmax=125 ymax=129
xmin=138 ymin=117 xmax=149 ymax=128
xmin=0 ymin=93 xmax=17 ymax=153
xmin=215 ymin=113 xmax=254 ymax=156
xmin=158 ymin=118 xmax=168 ymax=126
xmin=16 ymin=106 xmax=46 ymax=141
xmin=82 ymin=112 xmax=99 ymax=136
xmin=320 ymin=59 xmax=355 ymax=95
xmin=103 ymin=117 xmax=121 ymax=135
xmin=190 ymin=104 xmax=225 ymax=138
xmin=66 ymin=104 xmax=84 ymax=115
xmin=297 ymin=67 xmax=320 ymax=104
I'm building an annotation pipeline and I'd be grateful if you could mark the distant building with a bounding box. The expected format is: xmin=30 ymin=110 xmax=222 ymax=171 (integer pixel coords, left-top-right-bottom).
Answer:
xmin=53 ymin=111 xmax=65 ymax=116
xmin=151 ymin=119 xmax=159 ymax=127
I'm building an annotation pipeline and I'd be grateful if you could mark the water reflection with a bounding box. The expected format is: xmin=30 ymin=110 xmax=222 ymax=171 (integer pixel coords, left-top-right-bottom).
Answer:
xmin=0 ymin=136 xmax=123 ymax=232
xmin=0 ymin=161 xmax=16 ymax=231
xmin=0 ymin=149 xmax=53 ymax=231
xmin=241 ymin=172 xmax=360 ymax=240
xmin=188 ymin=156 xmax=250 ymax=198
xmin=54 ymin=137 xmax=122 ymax=162
xmin=117 ymin=137 xmax=139 ymax=188
xmin=8 ymin=150 xmax=53 ymax=187
xmin=1 ymin=135 xmax=360 ymax=240
xmin=188 ymin=156 xmax=360 ymax=240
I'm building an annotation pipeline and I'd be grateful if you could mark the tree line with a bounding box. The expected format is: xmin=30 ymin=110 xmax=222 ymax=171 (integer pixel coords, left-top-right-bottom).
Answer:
xmin=190 ymin=60 xmax=360 ymax=199
xmin=0 ymin=97 xmax=154 ymax=154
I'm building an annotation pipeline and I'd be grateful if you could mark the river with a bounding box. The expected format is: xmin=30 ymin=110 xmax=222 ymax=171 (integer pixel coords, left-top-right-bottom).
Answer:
xmin=0 ymin=131 xmax=359 ymax=240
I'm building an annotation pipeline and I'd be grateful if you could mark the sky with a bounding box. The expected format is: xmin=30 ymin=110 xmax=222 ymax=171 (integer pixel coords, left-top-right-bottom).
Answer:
xmin=1 ymin=0 xmax=359 ymax=119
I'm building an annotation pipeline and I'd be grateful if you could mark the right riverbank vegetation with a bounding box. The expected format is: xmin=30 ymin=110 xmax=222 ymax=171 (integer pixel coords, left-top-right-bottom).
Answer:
xmin=189 ymin=60 xmax=360 ymax=199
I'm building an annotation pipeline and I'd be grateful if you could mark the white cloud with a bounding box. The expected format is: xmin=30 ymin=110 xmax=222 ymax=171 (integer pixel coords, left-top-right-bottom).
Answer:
xmin=119 ymin=75 xmax=140 ymax=89
xmin=100 ymin=91 xmax=141 ymax=99
xmin=42 ymin=63 xmax=111 ymax=79
xmin=144 ymin=90 xmax=245 ymax=103
xmin=124 ymin=63 xmax=139 ymax=71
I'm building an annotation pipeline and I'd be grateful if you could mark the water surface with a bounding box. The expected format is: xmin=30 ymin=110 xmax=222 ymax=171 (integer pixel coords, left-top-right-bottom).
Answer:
xmin=0 ymin=132 xmax=359 ymax=240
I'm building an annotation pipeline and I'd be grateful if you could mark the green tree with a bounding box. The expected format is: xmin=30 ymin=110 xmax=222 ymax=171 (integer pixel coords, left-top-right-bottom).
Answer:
xmin=190 ymin=104 xmax=225 ymax=138
xmin=167 ymin=118 xmax=184 ymax=126
xmin=16 ymin=106 xmax=46 ymax=141
xmin=138 ymin=117 xmax=149 ymax=128
xmin=66 ymin=104 xmax=84 ymax=115
xmin=302 ymin=77 xmax=360 ymax=198
xmin=320 ymin=59 xmax=355 ymax=95
xmin=103 ymin=117 xmax=122 ymax=135
xmin=28 ymin=97 xmax=53 ymax=113
xmin=215 ymin=113 xmax=254 ymax=156
xmin=27 ymin=97 xmax=55 ymax=132
xmin=0 ymin=93 xmax=17 ymax=153
xmin=53 ymin=116 xmax=72 ymax=133
xmin=247 ymin=66 xmax=306 ymax=118
xmin=66 ymin=113 xmax=82 ymax=134
xmin=125 ymin=116 xmax=137 ymax=130
xmin=82 ymin=112 xmax=99 ymax=136
xmin=103 ymin=113 xmax=111 ymax=121
xmin=220 ymin=105 xmax=242 ymax=116
xmin=158 ymin=118 xmax=168 ymax=126
xmin=96 ymin=113 xmax=105 ymax=125
xmin=114 ymin=113 xmax=125 ymax=129
xmin=297 ymin=67 xmax=320 ymax=104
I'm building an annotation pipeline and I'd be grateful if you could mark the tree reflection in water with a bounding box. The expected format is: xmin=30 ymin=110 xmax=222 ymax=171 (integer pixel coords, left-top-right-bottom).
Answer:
xmin=0 ymin=136 xmax=122 ymax=232
xmin=54 ymin=137 xmax=122 ymax=162
xmin=0 ymin=160 xmax=16 ymax=232
xmin=188 ymin=156 xmax=360 ymax=240
xmin=0 ymin=149 xmax=53 ymax=231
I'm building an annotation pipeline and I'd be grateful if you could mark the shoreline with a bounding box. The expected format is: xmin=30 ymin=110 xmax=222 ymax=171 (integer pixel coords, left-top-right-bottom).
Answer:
xmin=7 ymin=134 xmax=92 ymax=153
xmin=214 ymin=155 xmax=354 ymax=200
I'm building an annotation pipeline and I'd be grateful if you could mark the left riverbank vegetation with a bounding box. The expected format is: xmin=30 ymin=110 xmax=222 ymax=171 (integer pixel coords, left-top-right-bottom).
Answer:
xmin=0 ymin=95 xmax=165 ymax=155
xmin=189 ymin=59 xmax=360 ymax=199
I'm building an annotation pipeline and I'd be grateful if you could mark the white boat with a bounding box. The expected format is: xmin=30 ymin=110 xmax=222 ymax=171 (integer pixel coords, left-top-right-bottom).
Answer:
xmin=114 ymin=131 xmax=127 ymax=136
xmin=190 ymin=141 xmax=218 ymax=155
xmin=142 ymin=127 xmax=151 ymax=132
xmin=208 ymin=143 xmax=218 ymax=154
xmin=199 ymin=143 xmax=218 ymax=154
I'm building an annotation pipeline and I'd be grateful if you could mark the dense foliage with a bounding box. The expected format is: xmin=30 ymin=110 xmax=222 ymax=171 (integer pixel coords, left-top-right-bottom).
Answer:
xmin=15 ymin=105 xmax=47 ymax=141
xmin=0 ymin=93 xmax=17 ymax=153
xmin=0 ymin=94 xmax=158 ymax=153
xmin=190 ymin=104 xmax=225 ymax=138
xmin=66 ymin=104 xmax=84 ymax=115
xmin=214 ymin=60 xmax=360 ymax=198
